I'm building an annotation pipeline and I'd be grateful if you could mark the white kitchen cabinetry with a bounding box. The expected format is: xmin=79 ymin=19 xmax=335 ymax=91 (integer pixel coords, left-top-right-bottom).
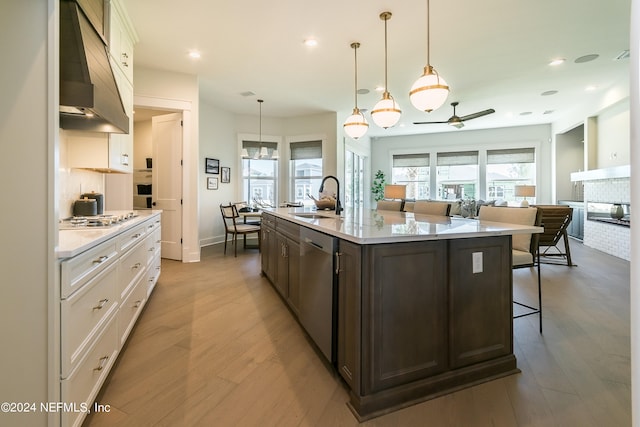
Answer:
xmin=66 ymin=0 xmax=135 ymax=174
xmin=59 ymin=213 xmax=161 ymax=427
xmin=109 ymin=0 xmax=135 ymax=84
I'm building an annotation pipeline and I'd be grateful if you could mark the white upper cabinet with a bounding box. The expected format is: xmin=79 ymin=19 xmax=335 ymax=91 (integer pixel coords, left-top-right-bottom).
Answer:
xmin=109 ymin=0 xmax=136 ymax=84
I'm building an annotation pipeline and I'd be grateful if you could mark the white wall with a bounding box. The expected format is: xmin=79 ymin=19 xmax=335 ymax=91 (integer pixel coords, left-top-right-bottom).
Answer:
xmin=0 ymin=2 xmax=54 ymax=426
xmin=629 ymin=0 xmax=639 ymax=424
xmin=597 ymin=99 xmax=631 ymax=168
xmin=371 ymin=124 xmax=552 ymax=204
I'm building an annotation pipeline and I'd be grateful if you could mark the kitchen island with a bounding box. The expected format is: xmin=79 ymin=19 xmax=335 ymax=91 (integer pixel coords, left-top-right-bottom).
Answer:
xmin=260 ymin=207 xmax=541 ymax=420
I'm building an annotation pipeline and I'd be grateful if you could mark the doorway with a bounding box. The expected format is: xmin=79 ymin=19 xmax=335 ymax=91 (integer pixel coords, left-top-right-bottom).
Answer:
xmin=133 ymin=108 xmax=183 ymax=260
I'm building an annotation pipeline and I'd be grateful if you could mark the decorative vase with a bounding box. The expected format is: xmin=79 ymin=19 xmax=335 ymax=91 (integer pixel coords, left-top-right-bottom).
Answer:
xmin=610 ymin=204 xmax=624 ymax=219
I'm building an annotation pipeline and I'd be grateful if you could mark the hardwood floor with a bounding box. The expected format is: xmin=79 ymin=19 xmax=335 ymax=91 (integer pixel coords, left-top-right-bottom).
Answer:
xmin=84 ymin=240 xmax=631 ymax=427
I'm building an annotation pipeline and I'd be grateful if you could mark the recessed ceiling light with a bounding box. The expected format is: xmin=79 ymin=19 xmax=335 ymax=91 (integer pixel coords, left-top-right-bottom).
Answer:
xmin=357 ymin=88 xmax=370 ymax=95
xmin=549 ymin=58 xmax=565 ymax=66
xmin=541 ymin=90 xmax=558 ymax=96
xmin=520 ymin=111 xmax=532 ymax=116
xmin=575 ymin=54 xmax=599 ymax=63
xmin=188 ymin=50 xmax=201 ymax=59
xmin=240 ymin=91 xmax=256 ymax=97
xmin=304 ymin=38 xmax=318 ymax=47
xmin=543 ymin=110 xmax=555 ymax=115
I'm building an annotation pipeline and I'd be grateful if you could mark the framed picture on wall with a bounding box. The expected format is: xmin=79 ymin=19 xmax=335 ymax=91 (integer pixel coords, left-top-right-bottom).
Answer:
xmin=207 ymin=177 xmax=218 ymax=190
xmin=221 ymin=167 xmax=230 ymax=183
xmin=205 ymin=158 xmax=219 ymax=174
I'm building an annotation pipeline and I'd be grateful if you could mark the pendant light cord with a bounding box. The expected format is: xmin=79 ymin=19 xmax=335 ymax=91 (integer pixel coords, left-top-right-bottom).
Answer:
xmin=383 ymin=15 xmax=389 ymax=94
xmin=354 ymin=43 xmax=359 ymax=108
xmin=258 ymin=99 xmax=263 ymax=143
xmin=426 ymin=0 xmax=431 ymax=66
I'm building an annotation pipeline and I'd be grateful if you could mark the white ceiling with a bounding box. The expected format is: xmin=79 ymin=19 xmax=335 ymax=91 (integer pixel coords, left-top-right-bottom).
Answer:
xmin=122 ymin=0 xmax=631 ymax=137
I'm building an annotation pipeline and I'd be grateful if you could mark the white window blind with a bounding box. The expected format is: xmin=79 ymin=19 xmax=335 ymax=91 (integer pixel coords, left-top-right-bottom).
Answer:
xmin=242 ymin=141 xmax=278 ymax=158
xmin=437 ymin=151 xmax=479 ymax=166
xmin=487 ymin=148 xmax=535 ymax=164
xmin=393 ymin=153 xmax=430 ymax=167
xmin=290 ymin=141 xmax=322 ymax=160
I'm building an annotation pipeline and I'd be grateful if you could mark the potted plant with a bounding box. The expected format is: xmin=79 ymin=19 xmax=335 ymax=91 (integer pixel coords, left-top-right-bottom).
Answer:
xmin=371 ymin=170 xmax=386 ymax=202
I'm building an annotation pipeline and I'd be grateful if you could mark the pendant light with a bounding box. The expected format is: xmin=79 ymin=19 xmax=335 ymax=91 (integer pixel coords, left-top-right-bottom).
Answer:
xmin=371 ymin=12 xmax=402 ymax=129
xmin=257 ymin=99 xmax=268 ymax=159
xmin=343 ymin=42 xmax=369 ymax=139
xmin=409 ymin=0 xmax=449 ymax=113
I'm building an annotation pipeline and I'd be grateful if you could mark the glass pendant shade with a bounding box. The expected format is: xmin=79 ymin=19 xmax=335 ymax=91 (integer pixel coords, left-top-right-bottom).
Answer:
xmin=371 ymin=93 xmax=402 ymax=129
xmin=410 ymin=65 xmax=449 ymax=112
xmin=343 ymin=108 xmax=369 ymax=139
xmin=271 ymin=149 xmax=279 ymax=159
xmin=259 ymin=146 xmax=269 ymax=158
xmin=241 ymin=148 xmax=249 ymax=158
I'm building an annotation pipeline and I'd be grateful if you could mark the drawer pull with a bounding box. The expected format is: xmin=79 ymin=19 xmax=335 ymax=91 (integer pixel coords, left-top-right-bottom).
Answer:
xmin=132 ymin=262 xmax=141 ymax=270
xmin=148 ymin=224 xmax=154 ymax=229
xmin=93 ymin=299 xmax=109 ymax=310
xmin=132 ymin=233 xmax=142 ymax=239
xmin=94 ymin=356 xmax=109 ymax=371
xmin=92 ymin=255 xmax=108 ymax=264
xmin=149 ymin=247 xmax=154 ymax=252
xmin=134 ymin=300 xmax=142 ymax=308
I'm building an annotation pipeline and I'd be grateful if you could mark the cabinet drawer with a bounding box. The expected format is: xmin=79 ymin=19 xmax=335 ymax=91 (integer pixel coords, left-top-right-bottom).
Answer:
xmin=117 ymin=275 xmax=146 ymax=346
xmin=61 ymin=316 xmax=118 ymax=427
xmin=118 ymin=223 xmax=147 ymax=253
xmin=147 ymin=255 xmax=161 ymax=296
xmin=61 ymin=261 xmax=119 ymax=377
xmin=61 ymin=240 xmax=117 ymax=299
xmin=262 ymin=213 xmax=276 ymax=228
xmin=119 ymin=240 xmax=147 ymax=300
xmin=146 ymin=227 xmax=162 ymax=264
xmin=276 ymin=217 xmax=300 ymax=240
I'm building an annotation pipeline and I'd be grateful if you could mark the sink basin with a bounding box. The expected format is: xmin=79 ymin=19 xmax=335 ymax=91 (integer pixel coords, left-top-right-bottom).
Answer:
xmin=292 ymin=213 xmax=330 ymax=219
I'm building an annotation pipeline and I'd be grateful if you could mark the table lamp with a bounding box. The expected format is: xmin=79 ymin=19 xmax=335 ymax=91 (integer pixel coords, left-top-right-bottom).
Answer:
xmin=514 ymin=185 xmax=535 ymax=207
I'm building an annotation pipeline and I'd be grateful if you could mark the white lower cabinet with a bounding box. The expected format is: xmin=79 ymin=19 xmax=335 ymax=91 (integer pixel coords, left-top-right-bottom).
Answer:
xmin=59 ymin=213 xmax=161 ymax=426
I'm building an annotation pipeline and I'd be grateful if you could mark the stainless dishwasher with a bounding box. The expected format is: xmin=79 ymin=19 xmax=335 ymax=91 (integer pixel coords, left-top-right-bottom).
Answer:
xmin=299 ymin=227 xmax=337 ymax=363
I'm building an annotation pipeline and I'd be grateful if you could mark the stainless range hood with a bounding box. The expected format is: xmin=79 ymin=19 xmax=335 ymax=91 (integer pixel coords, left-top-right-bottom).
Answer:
xmin=60 ymin=0 xmax=129 ymax=134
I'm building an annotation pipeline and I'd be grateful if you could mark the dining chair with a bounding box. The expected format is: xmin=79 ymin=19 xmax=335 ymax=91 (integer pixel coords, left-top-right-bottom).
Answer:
xmin=532 ymin=205 xmax=575 ymax=266
xmin=412 ymin=200 xmax=451 ymax=216
xmin=376 ymin=200 xmax=403 ymax=211
xmin=220 ymin=203 xmax=261 ymax=257
xmin=478 ymin=205 xmax=543 ymax=333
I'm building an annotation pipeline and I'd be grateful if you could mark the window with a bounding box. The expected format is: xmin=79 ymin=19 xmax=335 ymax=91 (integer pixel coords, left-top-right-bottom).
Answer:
xmin=242 ymin=141 xmax=278 ymax=206
xmin=486 ymin=148 xmax=535 ymax=200
xmin=290 ymin=140 xmax=323 ymax=205
xmin=436 ymin=151 xmax=479 ymax=200
xmin=392 ymin=154 xmax=430 ymax=200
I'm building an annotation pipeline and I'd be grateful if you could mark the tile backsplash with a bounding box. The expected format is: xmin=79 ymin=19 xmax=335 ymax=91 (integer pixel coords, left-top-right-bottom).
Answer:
xmin=59 ymin=129 xmax=104 ymax=218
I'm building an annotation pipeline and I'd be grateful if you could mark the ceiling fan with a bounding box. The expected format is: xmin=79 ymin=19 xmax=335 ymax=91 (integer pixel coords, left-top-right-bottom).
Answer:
xmin=413 ymin=101 xmax=495 ymax=129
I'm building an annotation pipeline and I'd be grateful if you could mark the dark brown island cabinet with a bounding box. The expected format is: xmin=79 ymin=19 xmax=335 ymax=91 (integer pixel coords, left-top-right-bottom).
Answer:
xmin=261 ymin=209 xmax=532 ymax=420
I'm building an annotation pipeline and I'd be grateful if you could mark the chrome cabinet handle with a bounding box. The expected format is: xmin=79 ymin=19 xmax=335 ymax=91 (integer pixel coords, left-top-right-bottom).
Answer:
xmin=93 ymin=299 xmax=109 ymax=310
xmin=92 ymin=255 xmax=108 ymax=264
xmin=134 ymin=300 xmax=142 ymax=308
xmin=94 ymin=356 xmax=109 ymax=371
xmin=335 ymin=251 xmax=342 ymax=275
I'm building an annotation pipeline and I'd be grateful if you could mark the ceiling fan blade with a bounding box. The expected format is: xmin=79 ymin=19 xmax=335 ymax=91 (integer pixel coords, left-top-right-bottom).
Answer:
xmin=413 ymin=120 xmax=450 ymax=125
xmin=460 ymin=108 xmax=495 ymax=121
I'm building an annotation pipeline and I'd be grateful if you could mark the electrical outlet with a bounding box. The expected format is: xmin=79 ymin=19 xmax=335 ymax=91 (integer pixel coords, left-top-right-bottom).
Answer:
xmin=472 ymin=252 xmax=483 ymax=274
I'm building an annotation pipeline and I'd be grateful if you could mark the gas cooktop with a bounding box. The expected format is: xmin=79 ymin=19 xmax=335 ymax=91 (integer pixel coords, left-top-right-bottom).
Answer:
xmin=59 ymin=212 xmax=138 ymax=230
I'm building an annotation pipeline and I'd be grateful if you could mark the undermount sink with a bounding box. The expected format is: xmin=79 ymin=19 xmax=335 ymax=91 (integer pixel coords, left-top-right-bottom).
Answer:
xmin=291 ymin=213 xmax=330 ymax=219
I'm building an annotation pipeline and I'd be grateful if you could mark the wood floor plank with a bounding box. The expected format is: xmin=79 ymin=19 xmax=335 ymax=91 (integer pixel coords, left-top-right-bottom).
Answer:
xmin=84 ymin=240 xmax=631 ymax=427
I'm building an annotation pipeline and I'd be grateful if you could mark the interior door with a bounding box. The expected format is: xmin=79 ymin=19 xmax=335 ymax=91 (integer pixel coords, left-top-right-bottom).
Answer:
xmin=152 ymin=113 xmax=183 ymax=260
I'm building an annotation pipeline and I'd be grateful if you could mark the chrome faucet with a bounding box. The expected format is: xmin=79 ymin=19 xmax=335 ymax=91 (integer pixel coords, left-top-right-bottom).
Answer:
xmin=319 ymin=175 xmax=342 ymax=215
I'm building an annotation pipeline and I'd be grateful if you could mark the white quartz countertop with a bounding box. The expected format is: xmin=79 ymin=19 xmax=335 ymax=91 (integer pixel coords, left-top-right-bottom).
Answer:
xmin=264 ymin=207 xmax=542 ymax=244
xmin=57 ymin=210 xmax=162 ymax=258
